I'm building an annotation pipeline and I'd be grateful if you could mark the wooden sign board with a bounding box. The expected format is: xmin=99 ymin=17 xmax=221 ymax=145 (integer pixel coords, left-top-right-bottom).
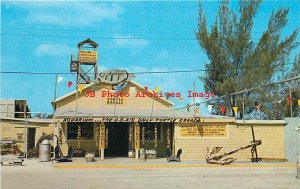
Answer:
xmin=58 ymin=117 xmax=201 ymax=123
xmin=180 ymin=124 xmax=227 ymax=137
xmin=134 ymin=123 xmax=140 ymax=149
xmin=105 ymin=97 xmax=127 ymax=105
xmin=79 ymin=50 xmax=97 ymax=61
xmin=99 ymin=123 xmax=105 ymax=149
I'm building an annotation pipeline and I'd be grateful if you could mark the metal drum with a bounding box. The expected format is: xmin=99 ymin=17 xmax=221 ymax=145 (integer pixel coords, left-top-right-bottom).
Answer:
xmin=39 ymin=140 xmax=50 ymax=162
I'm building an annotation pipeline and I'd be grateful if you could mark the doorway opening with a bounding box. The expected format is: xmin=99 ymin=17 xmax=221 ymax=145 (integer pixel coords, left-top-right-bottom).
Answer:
xmin=28 ymin=128 xmax=36 ymax=150
xmin=105 ymin=122 xmax=129 ymax=157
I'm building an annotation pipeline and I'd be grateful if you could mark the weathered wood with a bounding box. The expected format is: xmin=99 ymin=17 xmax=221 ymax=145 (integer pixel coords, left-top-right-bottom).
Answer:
xmin=206 ymin=140 xmax=262 ymax=165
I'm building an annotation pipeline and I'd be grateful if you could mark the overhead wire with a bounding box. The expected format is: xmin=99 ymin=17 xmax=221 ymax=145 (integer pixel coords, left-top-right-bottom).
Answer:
xmin=0 ymin=62 xmax=295 ymax=75
xmin=173 ymin=76 xmax=300 ymax=111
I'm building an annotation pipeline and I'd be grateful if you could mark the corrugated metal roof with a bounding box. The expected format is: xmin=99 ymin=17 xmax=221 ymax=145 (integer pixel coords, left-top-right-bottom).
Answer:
xmin=0 ymin=117 xmax=52 ymax=123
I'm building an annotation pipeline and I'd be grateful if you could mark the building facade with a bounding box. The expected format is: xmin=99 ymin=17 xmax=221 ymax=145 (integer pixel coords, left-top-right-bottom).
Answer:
xmin=52 ymin=80 xmax=287 ymax=161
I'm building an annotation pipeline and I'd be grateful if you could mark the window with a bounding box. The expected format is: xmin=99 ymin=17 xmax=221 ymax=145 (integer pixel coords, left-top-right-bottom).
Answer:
xmin=140 ymin=123 xmax=162 ymax=141
xmin=67 ymin=122 xmax=94 ymax=140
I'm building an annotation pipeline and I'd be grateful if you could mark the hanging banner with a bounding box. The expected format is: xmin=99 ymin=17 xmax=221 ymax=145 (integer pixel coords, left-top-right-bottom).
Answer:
xmin=220 ymin=106 xmax=226 ymax=114
xmin=194 ymin=106 xmax=200 ymax=114
xmin=134 ymin=122 xmax=140 ymax=149
xmin=179 ymin=124 xmax=227 ymax=137
xmin=167 ymin=127 xmax=171 ymax=147
xmin=68 ymin=81 xmax=73 ymax=88
xmin=287 ymin=97 xmax=292 ymax=105
xmin=57 ymin=76 xmax=64 ymax=84
xmin=99 ymin=122 xmax=105 ymax=149
xmin=78 ymin=84 xmax=84 ymax=93
xmin=298 ymin=100 xmax=300 ymax=106
xmin=207 ymin=105 xmax=213 ymax=113
xmin=232 ymin=107 xmax=238 ymax=113
xmin=154 ymin=124 xmax=158 ymax=148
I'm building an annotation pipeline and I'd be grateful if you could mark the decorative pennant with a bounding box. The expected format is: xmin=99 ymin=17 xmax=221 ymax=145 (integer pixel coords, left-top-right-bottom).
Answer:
xmin=232 ymin=107 xmax=238 ymax=113
xmin=178 ymin=97 xmax=184 ymax=101
xmin=266 ymin=102 xmax=272 ymax=109
xmin=117 ymin=85 xmax=123 ymax=93
xmin=287 ymin=97 xmax=292 ymax=105
xmin=92 ymin=85 xmax=97 ymax=91
xmin=194 ymin=106 xmax=200 ymax=114
xmin=195 ymin=103 xmax=200 ymax=107
xmin=154 ymin=86 xmax=160 ymax=93
xmin=166 ymin=94 xmax=170 ymax=100
xmin=57 ymin=76 xmax=64 ymax=84
xmin=67 ymin=81 xmax=73 ymax=88
xmin=298 ymin=100 xmax=300 ymax=106
xmin=277 ymin=100 xmax=282 ymax=104
xmin=220 ymin=106 xmax=226 ymax=115
xmin=255 ymin=105 xmax=261 ymax=110
xmin=78 ymin=84 xmax=84 ymax=93
xmin=207 ymin=105 xmax=213 ymax=113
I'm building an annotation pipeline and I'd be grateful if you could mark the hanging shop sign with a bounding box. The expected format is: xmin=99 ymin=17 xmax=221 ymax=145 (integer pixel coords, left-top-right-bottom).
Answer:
xmin=134 ymin=122 xmax=140 ymax=149
xmin=97 ymin=69 xmax=134 ymax=86
xmin=79 ymin=50 xmax=97 ymax=61
xmin=179 ymin=124 xmax=227 ymax=137
xmin=99 ymin=122 xmax=105 ymax=149
xmin=105 ymin=97 xmax=127 ymax=105
xmin=58 ymin=117 xmax=201 ymax=123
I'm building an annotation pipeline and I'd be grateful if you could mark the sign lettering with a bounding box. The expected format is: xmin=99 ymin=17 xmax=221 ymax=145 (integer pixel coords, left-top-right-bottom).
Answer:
xmin=106 ymin=97 xmax=126 ymax=105
xmin=180 ymin=124 xmax=227 ymax=137
xmin=60 ymin=117 xmax=201 ymax=123
xmin=79 ymin=50 xmax=97 ymax=61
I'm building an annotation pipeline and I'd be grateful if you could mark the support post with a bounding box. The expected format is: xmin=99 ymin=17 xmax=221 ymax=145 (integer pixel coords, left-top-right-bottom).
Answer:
xmin=134 ymin=122 xmax=140 ymax=159
xmin=251 ymin=125 xmax=259 ymax=163
xmin=99 ymin=122 xmax=105 ymax=160
xmin=24 ymin=101 xmax=28 ymax=159
xmin=100 ymin=149 xmax=104 ymax=160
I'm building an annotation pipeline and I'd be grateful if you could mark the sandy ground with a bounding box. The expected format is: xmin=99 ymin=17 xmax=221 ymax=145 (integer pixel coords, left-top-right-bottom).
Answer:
xmin=1 ymin=158 xmax=300 ymax=189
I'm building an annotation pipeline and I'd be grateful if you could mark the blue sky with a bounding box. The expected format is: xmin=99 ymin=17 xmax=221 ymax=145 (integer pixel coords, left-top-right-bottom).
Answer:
xmin=1 ymin=0 xmax=299 ymax=115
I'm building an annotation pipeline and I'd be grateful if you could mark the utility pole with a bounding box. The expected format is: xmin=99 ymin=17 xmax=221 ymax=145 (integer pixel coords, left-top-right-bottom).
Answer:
xmin=24 ymin=101 xmax=28 ymax=159
xmin=193 ymin=80 xmax=196 ymax=112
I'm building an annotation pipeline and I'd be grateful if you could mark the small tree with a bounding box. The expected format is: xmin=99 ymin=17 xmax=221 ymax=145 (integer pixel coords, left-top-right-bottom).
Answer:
xmin=196 ymin=0 xmax=299 ymax=118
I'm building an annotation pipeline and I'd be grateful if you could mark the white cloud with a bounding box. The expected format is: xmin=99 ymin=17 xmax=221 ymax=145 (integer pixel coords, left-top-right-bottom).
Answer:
xmin=8 ymin=2 xmax=123 ymax=27
xmin=113 ymin=34 xmax=150 ymax=47
xmin=36 ymin=44 xmax=72 ymax=56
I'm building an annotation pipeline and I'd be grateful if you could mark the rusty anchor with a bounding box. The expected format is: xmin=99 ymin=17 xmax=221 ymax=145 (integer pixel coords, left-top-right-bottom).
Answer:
xmin=206 ymin=140 xmax=262 ymax=165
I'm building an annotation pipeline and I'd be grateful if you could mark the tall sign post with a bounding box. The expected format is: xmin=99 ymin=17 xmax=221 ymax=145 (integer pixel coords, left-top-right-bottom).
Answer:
xmin=134 ymin=122 xmax=140 ymax=159
xmin=99 ymin=122 xmax=106 ymax=160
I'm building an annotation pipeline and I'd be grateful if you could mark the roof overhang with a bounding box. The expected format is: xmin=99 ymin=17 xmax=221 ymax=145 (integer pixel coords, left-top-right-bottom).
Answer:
xmin=54 ymin=108 xmax=200 ymax=123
